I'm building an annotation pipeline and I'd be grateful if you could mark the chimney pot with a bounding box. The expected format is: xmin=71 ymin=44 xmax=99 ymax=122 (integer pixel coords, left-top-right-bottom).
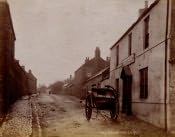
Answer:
xmin=85 ymin=57 xmax=89 ymax=63
xmin=145 ymin=1 xmax=148 ymax=8
xmin=138 ymin=1 xmax=148 ymax=17
xmin=15 ymin=60 xmax=19 ymax=63
xmin=70 ymin=75 xmax=72 ymax=80
xmin=29 ymin=69 xmax=32 ymax=73
xmin=22 ymin=66 xmax=25 ymax=70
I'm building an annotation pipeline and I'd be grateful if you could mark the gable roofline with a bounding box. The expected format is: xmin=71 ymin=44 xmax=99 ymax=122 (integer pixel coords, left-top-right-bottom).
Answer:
xmin=7 ymin=1 xmax=16 ymax=40
xmin=110 ymin=0 xmax=160 ymax=50
xmin=75 ymin=56 xmax=107 ymax=73
xmin=86 ymin=67 xmax=109 ymax=82
xmin=0 ymin=1 xmax=16 ymax=40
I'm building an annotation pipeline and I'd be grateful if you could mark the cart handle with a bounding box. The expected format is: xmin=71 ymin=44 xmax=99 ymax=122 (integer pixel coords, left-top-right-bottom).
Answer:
xmin=105 ymin=85 xmax=119 ymax=97
xmin=105 ymin=85 xmax=115 ymax=90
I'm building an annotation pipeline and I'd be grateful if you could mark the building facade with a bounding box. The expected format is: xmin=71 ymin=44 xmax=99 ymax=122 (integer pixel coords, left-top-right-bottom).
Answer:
xmin=110 ymin=0 xmax=175 ymax=131
xmin=0 ymin=0 xmax=37 ymax=115
xmin=27 ymin=69 xmax=37 ymax=95
xmin=72 ymin=47 xmax=109 ymax=98
xmin=0 ymin=0 xmax=16 ymax=113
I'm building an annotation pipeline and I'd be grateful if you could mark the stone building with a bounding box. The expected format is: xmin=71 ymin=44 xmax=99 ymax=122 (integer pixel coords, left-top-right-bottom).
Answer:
xmin=110 ymin=0 xmax=175 ymax=131
xmin=72 ymin=47 xmax=109 ymax=98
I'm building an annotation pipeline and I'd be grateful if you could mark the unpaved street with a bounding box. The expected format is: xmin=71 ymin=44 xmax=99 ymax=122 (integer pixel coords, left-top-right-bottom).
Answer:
xmin=0 ymin=93 xmax=173 ymax=137
xmin=32 ymin=93 xmax=171 ymax=137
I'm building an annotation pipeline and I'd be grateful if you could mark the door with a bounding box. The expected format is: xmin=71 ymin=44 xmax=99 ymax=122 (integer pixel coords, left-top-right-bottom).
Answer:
xmin=121 ymin=66 xmax=132 ymax=115
xmin=122 ymin=77 xmax=132 ymax=115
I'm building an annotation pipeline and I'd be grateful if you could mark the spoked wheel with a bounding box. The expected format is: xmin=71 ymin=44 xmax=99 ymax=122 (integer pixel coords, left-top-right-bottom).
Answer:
xmin=110 ymin=101 xmax=119 ymax=120
xmin=85 ymin=96 xmax=92 ymax=121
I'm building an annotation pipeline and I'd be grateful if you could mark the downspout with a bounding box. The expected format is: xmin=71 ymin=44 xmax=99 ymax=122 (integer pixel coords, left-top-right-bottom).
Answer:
xmin=165 ymin=0 xmax=169 ymax=132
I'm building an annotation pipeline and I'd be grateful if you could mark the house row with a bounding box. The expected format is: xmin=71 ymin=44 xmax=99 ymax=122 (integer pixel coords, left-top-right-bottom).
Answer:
xmin=0 ymin=1 xmax=37 ymax=116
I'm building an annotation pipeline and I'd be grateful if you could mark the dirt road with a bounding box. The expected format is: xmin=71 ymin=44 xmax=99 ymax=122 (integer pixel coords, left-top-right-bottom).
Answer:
xmin=32 ymin=93 xmax=171 ymax=137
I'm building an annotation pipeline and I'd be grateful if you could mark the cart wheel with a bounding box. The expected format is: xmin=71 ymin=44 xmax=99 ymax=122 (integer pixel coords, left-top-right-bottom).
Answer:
xmin=85 ymin=96 xmax=92 ymax=121
xmin=110 ymin=101 xmax=119 ymax=120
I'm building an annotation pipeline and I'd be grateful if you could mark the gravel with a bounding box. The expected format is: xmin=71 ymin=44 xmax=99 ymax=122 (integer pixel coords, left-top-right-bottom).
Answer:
xmin=0 ymin=98 xmax=32 ymax=137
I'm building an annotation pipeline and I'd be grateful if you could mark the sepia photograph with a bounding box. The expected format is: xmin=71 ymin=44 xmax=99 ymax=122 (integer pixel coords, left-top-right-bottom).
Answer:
xmin=0 ymin=0 xmax=175 ymax=136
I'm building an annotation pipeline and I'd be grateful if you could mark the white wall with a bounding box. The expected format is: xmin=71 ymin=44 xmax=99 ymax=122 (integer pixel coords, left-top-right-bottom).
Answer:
xmin=110 ymin=0 xmax=167 ymax=128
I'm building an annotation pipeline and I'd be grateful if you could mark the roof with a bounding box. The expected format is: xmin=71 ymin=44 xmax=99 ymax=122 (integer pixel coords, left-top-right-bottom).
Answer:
xmin=7 ymin=2 xmax=16 ymax=40
xmin=110 ymin=0 xmax=160 ymax=49
xmin=28 ymin=71 xmax=37 ymax=80
xmin=0 ymin=0 xmax=7 ymax=2
xmin=86 ymin=67 xmax=109 ymax=82
xmin=75 ymin=56 xmax=107 ymax=73
xmin=0 ymin=1 xmax=16 ymax=40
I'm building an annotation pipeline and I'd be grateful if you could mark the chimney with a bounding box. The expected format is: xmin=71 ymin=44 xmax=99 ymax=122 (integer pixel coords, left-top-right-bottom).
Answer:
xmin=106 ymin=57 xmax=110 ymax=62
xmin=145 ymin=0 xmax=148 ymax=9
xmin=70 ymin=75 xmax=72 ymax=80
xmin=95 ymin=47 xmax=101 ymax=58
xmin=15 ymin=60 xmax=19 ymax=64
xmin=29 ymin=69 xmax=32 ymax=74
xmin=138 ymin=1 xmax=149 ymax=17
xmin=85 ymin=57 xmax=89 ymax=63
xmin=22 ymin=66 xmax=25 ymax=70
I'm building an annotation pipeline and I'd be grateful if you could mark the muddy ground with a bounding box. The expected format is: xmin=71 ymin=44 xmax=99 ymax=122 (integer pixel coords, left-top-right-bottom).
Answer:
xmin=32 ymin=93 xmax=174 ymax=137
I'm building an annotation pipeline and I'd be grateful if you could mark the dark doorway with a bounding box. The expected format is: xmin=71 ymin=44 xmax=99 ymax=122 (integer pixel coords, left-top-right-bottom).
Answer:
xmin=120 ymin=66 xmax=132 ymax=115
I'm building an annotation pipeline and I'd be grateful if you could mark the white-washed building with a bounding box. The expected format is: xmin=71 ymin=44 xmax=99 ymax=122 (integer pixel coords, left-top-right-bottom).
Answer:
xmin=110 ymin=0 xmax=175 ymax=131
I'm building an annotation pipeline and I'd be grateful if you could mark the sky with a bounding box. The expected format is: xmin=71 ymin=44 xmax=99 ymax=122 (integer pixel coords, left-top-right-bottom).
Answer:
xmin=8 ymin=0 xmax=154 ymax=86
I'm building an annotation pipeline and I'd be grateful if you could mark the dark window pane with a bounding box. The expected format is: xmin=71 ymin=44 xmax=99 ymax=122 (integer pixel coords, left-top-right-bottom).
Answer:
xmin=116 ymin=46 xmax=119 ymax=66
xmin=140 ymin=67 xmax=148 ymax=99
xmin=144 ymin=16 xmax=149 ymax=49
xmin=116 ymin=79 xmax=119 ymax=91
xmin=129 ymin=33 xmax=132 ymax=56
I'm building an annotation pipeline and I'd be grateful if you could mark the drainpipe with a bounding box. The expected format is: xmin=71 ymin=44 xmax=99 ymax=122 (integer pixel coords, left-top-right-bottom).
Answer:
xmin=164 ymin=0 xmax=169 ymax=132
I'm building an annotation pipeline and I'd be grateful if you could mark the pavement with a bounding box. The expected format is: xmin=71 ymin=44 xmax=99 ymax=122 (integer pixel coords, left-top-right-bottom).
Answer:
xmin=0 ymin=93 xmax=175 ymax=137
xmin=0 ymin=98 xmax=32 ymax=137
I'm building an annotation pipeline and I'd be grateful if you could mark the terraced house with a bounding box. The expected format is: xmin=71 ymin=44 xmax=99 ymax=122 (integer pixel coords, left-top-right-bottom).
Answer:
xmin=110 ymin=0 xmax=175 ymax=131
xmin=0 ymin=0 xmax=37 ymax=117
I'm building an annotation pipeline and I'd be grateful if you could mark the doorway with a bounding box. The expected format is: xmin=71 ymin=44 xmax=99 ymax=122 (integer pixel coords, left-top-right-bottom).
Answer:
xmin=120 ymin=66 xmax=132 ymax=115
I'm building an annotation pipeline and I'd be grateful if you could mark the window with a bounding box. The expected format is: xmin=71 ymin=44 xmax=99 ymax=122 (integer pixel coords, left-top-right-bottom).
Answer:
xmin=140 ymin=67 xmax=148 ymax=99
xmin=116 ymin=79 xmax=119 ymax=92
xmin=116 ymin=45 xmax=119 ymax=66
xmin=144 ymin=16 xmax=150 ymax=49
xmin=128 ymin=33 xmax=132 ymax=56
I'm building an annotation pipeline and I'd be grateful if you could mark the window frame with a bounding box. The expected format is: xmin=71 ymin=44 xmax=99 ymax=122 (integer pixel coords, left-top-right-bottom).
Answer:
xmin=128 ymin=33 xmax=132 ymax=56
xmin=116 ymin=45 xmax=119 ymax=66
xmin=144 ymin=15 xmax=150 ymax=49
xmin=139 ymin=67 xmax=148 ymax=99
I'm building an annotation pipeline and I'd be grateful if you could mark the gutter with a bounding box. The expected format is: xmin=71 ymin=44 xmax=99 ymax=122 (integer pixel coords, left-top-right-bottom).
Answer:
xmin=164 ymin=0 xmax=170 ymax=132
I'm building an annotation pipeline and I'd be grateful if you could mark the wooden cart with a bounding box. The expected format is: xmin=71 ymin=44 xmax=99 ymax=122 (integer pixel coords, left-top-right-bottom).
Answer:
xmin=85 ymin=85 xmax=119 ymax=121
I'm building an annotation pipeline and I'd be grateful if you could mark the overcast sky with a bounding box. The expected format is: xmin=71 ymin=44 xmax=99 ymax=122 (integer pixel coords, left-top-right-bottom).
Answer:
xmin=8 ymin=0 xmax=154 ymax=86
